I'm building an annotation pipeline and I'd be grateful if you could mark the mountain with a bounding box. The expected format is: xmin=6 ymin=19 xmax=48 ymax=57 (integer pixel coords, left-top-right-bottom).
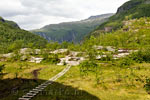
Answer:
xmin=0 ymin=17 xmax=20 ymax=29
xmin=88 ymin=0 xmax=150 ymax=37
xmin=0 ymin=17 xmax=47 ymax=53
xmin=85 ymin=17 xmax=150 ymax=49
xmin=32 ymin=13 xmax=114 ymax=43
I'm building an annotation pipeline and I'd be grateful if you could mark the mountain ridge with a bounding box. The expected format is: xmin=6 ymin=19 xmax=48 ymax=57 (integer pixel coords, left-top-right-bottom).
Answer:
xmin=32 ymin=13 xmax=114 ymax=43
xmin=0 ymin=16 xmax=47 ymax=53
xmin=87 ymin=0 xmax=150 ymax=38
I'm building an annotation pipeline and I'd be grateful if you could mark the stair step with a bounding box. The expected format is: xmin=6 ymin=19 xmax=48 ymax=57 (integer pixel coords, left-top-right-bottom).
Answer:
xmin=32 ymin=89 xmax=39 ymax=91
xmin=33 ymin=89 xmax=43 ymax=92
xmin=36 ymin=87 xmax=43 ymax=89
xmin=29 ymin=91 xmax=39 ymax=93
xmin=18 ymin=98 xmax=30 ymax=100
xmin=26 ymin=93 xmax=36 ymax=96
xmin=22 ymin=95 xmax=33 ymax=98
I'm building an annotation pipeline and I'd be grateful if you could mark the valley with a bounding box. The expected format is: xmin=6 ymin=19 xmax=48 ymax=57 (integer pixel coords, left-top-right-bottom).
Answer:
xmin=32 ymin=14 xmax=113 ymax=43
xmin=0 ymin=0 xmax=150 ymax=100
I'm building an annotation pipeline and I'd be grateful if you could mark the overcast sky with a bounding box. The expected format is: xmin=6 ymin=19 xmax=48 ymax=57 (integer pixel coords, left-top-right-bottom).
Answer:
xmin=0 ymin=0 xmax=129 ymax=30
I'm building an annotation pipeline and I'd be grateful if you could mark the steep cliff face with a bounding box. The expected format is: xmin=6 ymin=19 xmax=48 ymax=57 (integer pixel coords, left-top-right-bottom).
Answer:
xmin=117 ymin=0 xmax=142 ymax=14
xmin=87 ymin=0 xmax=150 ymax=37
xmin=32 ymin=13 xmax=113 ymax=43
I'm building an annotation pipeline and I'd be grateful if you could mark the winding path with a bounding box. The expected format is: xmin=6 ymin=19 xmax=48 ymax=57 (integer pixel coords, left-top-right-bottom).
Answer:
xmin=18 ymin=65 xmax=71 ymax=100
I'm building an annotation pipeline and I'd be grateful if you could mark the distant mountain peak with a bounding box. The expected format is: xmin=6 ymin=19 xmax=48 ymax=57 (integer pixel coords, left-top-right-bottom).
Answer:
xmin=87 ymin=13 xmax=114 ymax=20
xmin=32 ymin=13 xmax=113 ymax=43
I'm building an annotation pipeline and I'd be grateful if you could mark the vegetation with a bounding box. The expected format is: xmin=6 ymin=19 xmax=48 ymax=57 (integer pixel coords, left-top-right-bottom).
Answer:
xmin=84 ymin=17 xmax=150 ymax=49
xmin=0 ymin=64 xmax=5 ymax=74
xmin=87 ymin=0 xmax=150 ymax=37
xmin=0 ymin=17 xmax=47 ymax=54
xmin=1 ymin=0 xmax=150 ymax=100
xmin=0 ymin=61 xmax=65 ymax=100
xmin=32 ymin=14 xmax=113 ymax=43
xmin=31 ymin=63 xmax=150 ymax=100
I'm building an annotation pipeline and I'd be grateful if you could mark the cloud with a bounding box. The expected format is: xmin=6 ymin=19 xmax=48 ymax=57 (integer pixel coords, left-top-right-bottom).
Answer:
xmin=0 ymin=0 xmax=129 ymax=30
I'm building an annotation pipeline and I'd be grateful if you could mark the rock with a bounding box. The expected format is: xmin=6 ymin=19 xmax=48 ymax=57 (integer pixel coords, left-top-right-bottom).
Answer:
xmin=34 ymin=49 xmax=41 ymax=55
xmin=118 ymin=49 xmax=129 ymax=53
xmin=57 ymin=62 xmax=64 ymax=66
xmin=69 ymin=51 xmax=80 ymax=57
xmin=96 ymin=55 xmax=107 ymax=60
xmin=20 ymin=48 xmax=41 ymax=55
xmin=94 ymin=45 xmax=104 ymax=50
xmin=129 ymin=50 xmax=138 ymax=53
xmin=21 ymin=55 xmax=28 ymax=61
xmin=104 ymin=27 xmax=112 ymax=32
xmin=29 ymin=57 xmax=43 ymax=63
xmin=106 ymin=46 xmax=115 ymax=52
xmin=113 ymin=53 xmax=130 ymax=58
xmin=57 ymin=55 xmax=85 ymax=66
xmin=2 ymin=53 xmax=14 ymax=58
xmin=20 ymin=48 xmax=33 ymax=55
xmin=66 ymin=61 xmax=80 ymax=66
xmin=50 ymin=49 xmax=68 ymax=54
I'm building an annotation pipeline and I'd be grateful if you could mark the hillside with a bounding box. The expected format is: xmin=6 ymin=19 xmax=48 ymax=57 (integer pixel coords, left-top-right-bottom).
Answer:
xmin=0 ymin=17 xmax=20 ymax=29
xmin=84 ymin=17 xmax=150 ymax=49
xmin=88 ymin=0 xmax=150 ymax=37
xmin=0 ymin=17 xmax=47 ymax=53
xmin=32 ymin=13 xmax=113 ymax=43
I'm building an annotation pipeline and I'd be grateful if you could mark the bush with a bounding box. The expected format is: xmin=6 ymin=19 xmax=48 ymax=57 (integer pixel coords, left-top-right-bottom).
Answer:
xmin=100 ymin=54 xmax=113 ymax=61
xmin=119 ymin=57 xmax=134 ymax=67
xmin=130 ymin=48 xmax=150 ymax=63
xmin=80 ymin=61 xmax=98 ymax=74
xmin=0 ymin=64 xmax=5 ymax=74
xmin=42 ymin=54 xmax=60 ymax=64
xmin=144 ymin=78 xmax=150 ymax=94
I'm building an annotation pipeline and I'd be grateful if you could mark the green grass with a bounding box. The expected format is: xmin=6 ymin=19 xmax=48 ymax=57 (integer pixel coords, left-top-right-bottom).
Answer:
xmin=33 ymin=63 xmax=150 ymax=100
xmin=1 ymin=61 xmax=150 ymax=100
xmin=0 ymin=16 xmax=47 ymax=54
xmin=87 ymin=0 xmax=150 ymax=37
xmin=84 ymin=17 xmax=150 ymax=49
xmin=0 ymin=61 xmax=65 ymax=100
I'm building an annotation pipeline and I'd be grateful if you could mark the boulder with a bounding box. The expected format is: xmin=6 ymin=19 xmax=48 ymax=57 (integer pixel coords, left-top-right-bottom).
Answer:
xmin=2 ymin=53 xmax=14 ymax=58
xmin=29 ymin=57 xmax=43 ymax=63
xmin=50 ymin=49 xmax=68 ymax=54
xmin=94 ymin=45 xmax=104 ymax=50
xmin=20 ymin=48 xmax=33 ymax=55
xmin=106 ymin=46 xmax=115 ymax=52
xmin=113 ymin=53 xmax=130 ymax=58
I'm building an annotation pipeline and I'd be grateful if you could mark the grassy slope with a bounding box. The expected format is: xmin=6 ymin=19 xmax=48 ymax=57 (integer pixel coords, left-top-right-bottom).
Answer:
xmin=88 ymin=0 xmax=150 ymax=37
xmin=84 ymin=17 xmax=150 ymax=49
xmin=33 ymin=63 xmax=150 ymax=100
xmin=32 ymin=18 xmax=150 ymax=100
xmin=0 ymin=17 xmax=47 ymax=53
xmin=0 ymin=61 xmax=65 ymax=100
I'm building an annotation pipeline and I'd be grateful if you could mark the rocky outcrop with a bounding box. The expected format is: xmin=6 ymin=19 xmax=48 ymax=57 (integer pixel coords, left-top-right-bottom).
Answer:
xmin=57 ymin=51 xmax=85 ymax=66
xmin=50 ymin=49 xmax=68 ymax=54
xmin=29 ymin=57 xmax=43 ymax=63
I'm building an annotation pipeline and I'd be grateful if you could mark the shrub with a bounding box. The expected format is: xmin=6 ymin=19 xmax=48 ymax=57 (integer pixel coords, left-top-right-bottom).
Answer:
xmin=42 ymin=54 xmax=60 ymax=64
xmin=79 ymin=61 xmax=98 ymax=76
xmin=144 ymin=78 xmax=150 ymax=94
xmin=130 ymin=48 xmax=150 ymax=63
xmin=100 ymin=54 xmax=113 ymax=61
xmin=0 ymin=64 xmax=5 ymax=74
xmin=119 ymin=57 xmax=134 ymax=67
